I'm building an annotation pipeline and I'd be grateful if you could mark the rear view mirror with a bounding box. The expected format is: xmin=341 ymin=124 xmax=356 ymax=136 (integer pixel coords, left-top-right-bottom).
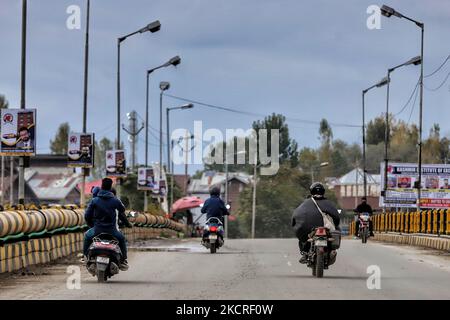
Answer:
xmin=337 ymin=209 xmax=342 ymax=215
xmin=226 ymin=204 xmax=231 ymax=210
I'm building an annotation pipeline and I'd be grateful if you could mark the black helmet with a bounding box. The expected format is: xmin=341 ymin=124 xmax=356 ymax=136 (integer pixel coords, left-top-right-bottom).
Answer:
xmin=310 ymin=182 xmax=325 ymax=196
xmin=210 ymin=186 xmax=221 ymax=196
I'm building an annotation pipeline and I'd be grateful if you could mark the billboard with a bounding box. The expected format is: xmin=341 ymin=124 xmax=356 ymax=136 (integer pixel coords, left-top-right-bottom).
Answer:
xmin=380 ymin=162 xmax=450 ymax=208
xmin=106 ymin=150 xmax=127 ymax=177
xmin=137 ymin=163 xmax=167 ymax=198
xmin=67 ymin=132 xmax=94 ymax=168
xmin=137 ymin=166 xmax=157 ymax=190
xmin=0 ymin=108 xmax=36 ymax=156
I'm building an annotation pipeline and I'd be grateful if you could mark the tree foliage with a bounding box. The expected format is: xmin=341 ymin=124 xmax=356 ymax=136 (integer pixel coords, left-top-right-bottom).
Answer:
xmin=92 ymin=137 xmax=113 ymax=179
xmin=50 ymin=122 xmax=70 ymax=155
xmin=233 ymin=164 xmax=310 ymax=238
xmin=0 ymin=94 xmax=9 ymax=109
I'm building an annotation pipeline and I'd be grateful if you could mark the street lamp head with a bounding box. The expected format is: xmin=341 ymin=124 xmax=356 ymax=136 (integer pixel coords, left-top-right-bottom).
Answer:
xmin=169 ymin=55 xmax=181 ymax=67
xmin=380 ymin=5 xmax=402 ymax=18
xmin=160 ymin=81 xmax=170 ymax=91
xmin=376 ymin=76 xmax=390 ymax=87
xmin=141 ymin=20 xmax=161 ymax=33
xmin=181 ymin=103 xmax=194 ymax=109
xmin=408 ymin=55 xmax=422 ymax=66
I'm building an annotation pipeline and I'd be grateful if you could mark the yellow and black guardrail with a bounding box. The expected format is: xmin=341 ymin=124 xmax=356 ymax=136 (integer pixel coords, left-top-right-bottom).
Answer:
xmin=0 ymin=205 xmax=187 ymax=273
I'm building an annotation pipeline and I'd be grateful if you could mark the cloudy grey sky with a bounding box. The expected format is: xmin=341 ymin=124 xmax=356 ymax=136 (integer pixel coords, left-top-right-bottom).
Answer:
xmin=1 ymin=0 xmax=449 ymax=174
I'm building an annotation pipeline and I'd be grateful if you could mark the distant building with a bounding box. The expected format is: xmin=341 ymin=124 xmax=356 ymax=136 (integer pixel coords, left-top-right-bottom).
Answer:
xmin=332 ymin=168 xmax=381 ymax=211
xmin=187 ymin=171 xmax=252 ymax=226
xmin=1 ymin=154 xmax=81 ymax=205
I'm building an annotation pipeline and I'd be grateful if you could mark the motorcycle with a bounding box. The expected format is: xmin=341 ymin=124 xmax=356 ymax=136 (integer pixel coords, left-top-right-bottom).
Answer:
xmin=358 ymin=212 xmax=371 ymax=243
xmin=306 ymin=226 xmax=340 ymax=278
xmin=86 ymin=233 xmax=124 ymax=283
xmin=201 ymin=217 xmax=224 ymax=254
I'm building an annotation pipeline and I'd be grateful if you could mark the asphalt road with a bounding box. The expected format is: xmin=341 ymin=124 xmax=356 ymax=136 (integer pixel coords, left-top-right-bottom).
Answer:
xmin=0 ymin=238 xmax=449 ymax=300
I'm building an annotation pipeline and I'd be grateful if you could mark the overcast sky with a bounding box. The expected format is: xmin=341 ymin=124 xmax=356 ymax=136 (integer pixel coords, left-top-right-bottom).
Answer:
xmin=1 ymin=0 xmax=449 ymax=174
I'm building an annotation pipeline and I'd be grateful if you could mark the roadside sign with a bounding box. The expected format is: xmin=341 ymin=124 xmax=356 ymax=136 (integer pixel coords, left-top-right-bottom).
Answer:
xmin=0 ymin=108 xmax=36 ymax=156
xmin=67 ymin=132 xmax=94 ymax=168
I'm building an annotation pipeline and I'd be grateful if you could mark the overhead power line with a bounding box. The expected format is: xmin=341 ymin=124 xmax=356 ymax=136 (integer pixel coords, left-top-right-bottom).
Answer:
xmin=164 ymin=93 xmax=360 ymax=128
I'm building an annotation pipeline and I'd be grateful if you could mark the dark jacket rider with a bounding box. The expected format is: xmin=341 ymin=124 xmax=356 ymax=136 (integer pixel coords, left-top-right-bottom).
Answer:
xmin=201 ymin=186 xmax=229 ymax=221
xmin=354 ymin=197 xmax=374 ymax=237
xmin=83 ymin=178 xmax=132 ymax=270
xmin=291 ymin=182 xmax=340 ymax=264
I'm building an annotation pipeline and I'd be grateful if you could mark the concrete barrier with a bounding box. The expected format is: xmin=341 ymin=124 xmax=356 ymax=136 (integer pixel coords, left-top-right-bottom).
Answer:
xmin=0 ymin=205 xmax=187 ymax=274
xmin=0 ymin=226 xmax=183 ymax=274
xmin=373 ymin=233 xmax=450 ymax=251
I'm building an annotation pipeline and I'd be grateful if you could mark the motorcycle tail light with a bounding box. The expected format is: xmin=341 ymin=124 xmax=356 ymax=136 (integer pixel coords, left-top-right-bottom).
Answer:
xmin=210 ymin=226 xmax=218 ymax=232
xmin=315 ymin=227 xmax=327 ymax=236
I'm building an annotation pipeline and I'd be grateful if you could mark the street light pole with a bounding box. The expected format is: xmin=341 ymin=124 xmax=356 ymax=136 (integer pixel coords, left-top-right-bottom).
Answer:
xmin=116 ymin=21 xmax=161 ymax=197
xmin=251 ymin=152 xmax=257 ymax=239
xmin=159 ymin=82 xmax=170 ymax=180
xmin=380 ymin=4 xmax=425 ymax=212
xmin=144 ymin=56 xmax=180 ymax=211
xmin=382 ymin=56 xmax=421 ymax=209
xmin=418 ymin=25 xmax=424 ymax=211
xmin=80 ymin=0 xmax=90 ymax=206
xmin=383 ymin=71 xmax=391 ymax=209
xmin=18 ymin=0 xmax=27 ymax=205
xmin=225 ymin=156 xmax=228 ymax=239
xmin=310 ymin=162 xmax=329 ymax=183
xmin=362 ymin=77 xmax=389 ymax=199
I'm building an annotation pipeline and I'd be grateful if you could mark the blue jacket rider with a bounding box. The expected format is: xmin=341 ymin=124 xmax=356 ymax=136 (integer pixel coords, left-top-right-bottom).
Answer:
xmin=201 ymin=186 xmax=229 ymax=224
xmin=83 ymin=178 xmax=132 ymax=269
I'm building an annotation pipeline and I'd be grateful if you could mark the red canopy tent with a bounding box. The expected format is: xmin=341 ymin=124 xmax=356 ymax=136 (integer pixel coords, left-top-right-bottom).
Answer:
xmin=171 ymin=196 xmax=204 ymax=214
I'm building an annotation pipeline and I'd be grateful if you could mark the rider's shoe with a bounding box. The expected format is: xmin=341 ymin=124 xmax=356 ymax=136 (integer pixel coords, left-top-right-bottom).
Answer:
xmin=370 ymin=232 xmax=375 ymax=237
xmin=79 ymin=254 xmax=88 ymax=264
xmin=119 ymin=259 xmax=129 ymax=271
xmin=299 ymin=252 xmax=308 ymax=264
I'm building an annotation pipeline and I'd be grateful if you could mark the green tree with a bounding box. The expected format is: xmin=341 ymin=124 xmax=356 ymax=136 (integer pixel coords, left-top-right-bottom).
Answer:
xmin=298 ymin=147 xmax=319 ymax=176
xmin=235 ymin=165 xmax=310 ymax=238
xmin=119 ymin=173 xmax=143 ymax=210
xmin=167 ymin=173 xmax=183 ymax=207
xmin=0 ymin=95 xmax=9 ymax=109
xmin=50 ymin=122 xmax=70 ymax=155
xmin=252 ymin=113 xmax=299 ymax=167
xmin=92 ymin=137 xmax=113 ymax=179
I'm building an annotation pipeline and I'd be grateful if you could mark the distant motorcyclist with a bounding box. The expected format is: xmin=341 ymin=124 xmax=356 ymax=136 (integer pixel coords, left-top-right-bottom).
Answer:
xmin=84 ymin=178 xmax=132 ymax=270
xmin=354 ymin=197 xmax=374 ymax=237
xmin=291 ymin=182 xmax=340 ymax=264
xmin=201 ymin=186 xmax=229 ymax=238
xmin=201 ymin=186 xmax=229 ymax=221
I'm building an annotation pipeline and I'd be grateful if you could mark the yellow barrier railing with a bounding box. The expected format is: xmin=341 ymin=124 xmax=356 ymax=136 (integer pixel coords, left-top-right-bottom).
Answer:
xmin=352 ymin=209 xmax=449 ymax=236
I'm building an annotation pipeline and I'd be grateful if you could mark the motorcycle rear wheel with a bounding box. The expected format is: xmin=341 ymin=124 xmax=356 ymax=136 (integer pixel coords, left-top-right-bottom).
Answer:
xmin=97 ymin=270 xmax=107 ymax=283
xmin=361 ymin=230 xmax=367 ymax=243
xmin=210 ymin=243 xmax=216 ymax=254
xmin=315 ymin=249 xmax=324 ymax=278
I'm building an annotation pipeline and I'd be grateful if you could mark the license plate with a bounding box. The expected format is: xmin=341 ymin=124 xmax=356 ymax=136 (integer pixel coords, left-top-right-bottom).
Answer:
xmin=315 ymin=240 xmax=327 ymax=247
xmin=96 ymin=256 xmax=109 ymax=264
xmin=209 ymin=235 xmax=217 ymax=240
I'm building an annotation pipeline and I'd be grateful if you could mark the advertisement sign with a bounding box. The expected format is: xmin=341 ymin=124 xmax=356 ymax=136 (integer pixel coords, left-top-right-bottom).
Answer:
xmin=106 ymin=150 xmax=127 ymax=177
xmin=67 ymin=132 xmax=94 ymax=168
xmin=380 ymin=162 xmax=450 ymax=208
xmin=137 ymin=166 xmax=157 ymax=190
xmin=0 ymin=108 xmax=36 ymax=156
